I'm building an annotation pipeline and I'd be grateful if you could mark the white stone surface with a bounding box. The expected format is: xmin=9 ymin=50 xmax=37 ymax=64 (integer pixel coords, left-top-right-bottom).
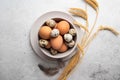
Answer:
xmin=0 ymin=0 xmax=120 ymax=80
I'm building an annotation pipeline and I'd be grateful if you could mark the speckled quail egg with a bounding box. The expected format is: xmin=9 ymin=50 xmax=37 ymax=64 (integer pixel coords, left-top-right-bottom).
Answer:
xmin=65 ymin=40 xmax=75 ymax=48
xmin=50 ymin=48 xmax=58 ymax=55
xmin=39 ymin=39 xmax=48 ymax=47
xmin=50 ymin=29 xmax=60 ymax=37
xmin=69 ymin=28 xmax=76 ymax=36
xmin=46 ymin=19 xmax=56 ymax=28
xmin=64 ymin=34 xmax=73 ymax=42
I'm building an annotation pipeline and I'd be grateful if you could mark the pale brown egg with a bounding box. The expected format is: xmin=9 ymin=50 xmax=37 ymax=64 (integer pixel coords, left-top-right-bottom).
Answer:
xmin=57 ymin=21 xmax=70 ymax=35
xmin=50 ymin=35 xmax=63 ymax=50
xmin=45 ymin=41 xmax=51 ymax=49
xmin=58 ymin=43 xmax=68 ymax=53
xmin=39 ymin=26 xmax=52 ymax=39
xmin=54 ymin=23 xmax=58 ymax=28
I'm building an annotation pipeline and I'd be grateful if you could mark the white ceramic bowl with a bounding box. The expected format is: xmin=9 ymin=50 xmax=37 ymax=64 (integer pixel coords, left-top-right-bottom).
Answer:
xmin=30 ymin=11 xmax=78 ymax=60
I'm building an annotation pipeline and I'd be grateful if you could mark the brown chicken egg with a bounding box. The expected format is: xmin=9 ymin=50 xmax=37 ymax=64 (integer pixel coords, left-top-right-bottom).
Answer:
xmin=57 ymin=21 xmax=70 ymax=35
xmin=58 ymin=43 xmax=68 ymax=53
xmin=39 ymin=26 xmax=52 ymax=39
xmin=50 ymin=35 xmax=63 ymax=50
xmin=54 ymin=23 xmax=58 ymax=28
xmin=45 ymin=41 xmax=51 ymax=49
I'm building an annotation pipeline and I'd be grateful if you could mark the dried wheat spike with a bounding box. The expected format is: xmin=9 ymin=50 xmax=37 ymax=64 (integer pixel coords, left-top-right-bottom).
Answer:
xmin=84 ymin=26 xmax=119 ymax=48
xmin=91 ymin=0 xmax=99 ymax=7
xmin=99 ymin=26 xmax=119 ymax=36
xmin=69 ymin=8 xmax=87 ymax=20
xmin=73 ymin=21 xmax=89 ymax=32
xmin=85 ymin=0 xmax=99 ymax=11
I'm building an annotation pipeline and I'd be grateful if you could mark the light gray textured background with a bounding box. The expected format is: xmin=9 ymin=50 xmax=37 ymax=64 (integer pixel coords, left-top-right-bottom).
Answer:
xmin=0 ymin=0 xmax=120 ymax=80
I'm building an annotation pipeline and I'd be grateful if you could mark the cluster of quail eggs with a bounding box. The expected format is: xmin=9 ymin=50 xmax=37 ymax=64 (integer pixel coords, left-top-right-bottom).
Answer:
xmin=38 ymin=19 xmax=76 ymax=55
